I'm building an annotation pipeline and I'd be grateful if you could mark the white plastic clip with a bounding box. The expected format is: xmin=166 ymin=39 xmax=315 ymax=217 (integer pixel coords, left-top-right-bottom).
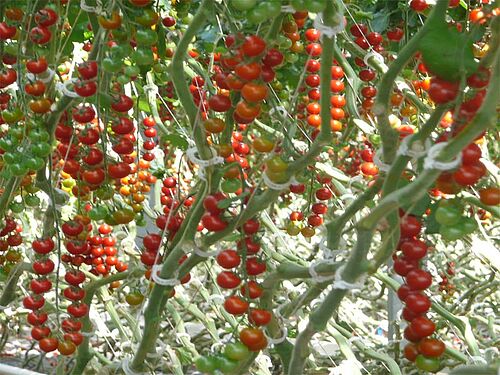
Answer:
xmin=332 ymin=265 xmax=365 ymax=290
xmin=80 ymin=0 xmax=104 ymax=15
xmin=268 ymin=105 xmax=288 ymax=118
xmin=193 ymin=246 xmax=220 ymax=258
xmin=468 ymin=356 xmax=488 ymax=365
xmin=309 ymin=259 xmax=337 ymax=283
xmin=143 ymin=83 xmax=159 ymax=96
xmin=263 ymin=174 xmax=297 ymax=191
xmin=281 ymin=5 xmax=296 ymax=13
xmin=121 ymin=358 xmax=147 ymax=375
xmin=397 ymin=136 xmax=431 ymax=158
xmin=318 ymin=241 xmax=346 ymax=259
xmin=55 ymin=79 xmax=81 ymax=98
xmin=373 ymin=149 xmax=391 ymax=172
xmin=36 ymin=68 xmax=55 ymax=84
xmin=186 ymin=147 xmax=224 ymax=168
xmin=313 ymin=11 xmax=345 ymax=38
xmin=151 ymin=265 xmax=180 ymax=287
xmin=264 ymin=326 xmax=288 ymax=345
xmin=363 ymin=50 xmax=385 ymax=67
xmin=423 ymin=142 xmax=462 ymax=171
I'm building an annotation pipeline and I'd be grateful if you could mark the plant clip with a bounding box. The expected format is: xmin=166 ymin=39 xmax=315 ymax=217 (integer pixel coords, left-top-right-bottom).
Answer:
xmin=423 ymin=142 xmax=462 ymax=171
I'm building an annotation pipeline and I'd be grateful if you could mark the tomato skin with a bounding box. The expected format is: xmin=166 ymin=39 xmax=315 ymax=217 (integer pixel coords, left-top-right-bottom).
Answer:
xmin=403 ymin=342 xmax=419 ymax=362
xmin=217 ymin=271 xmax=241 ymax=289
xmin=479 ymin=187 xmax=500 ymax=206
xmin=208 ymin=94 xmax=231 ymax=112
xmin=405 ymin=293 xmax=431 ymax=314
xmin=240 ymin=280 xmax=263 ymax=298
xmin=415 ymin=355 xmax=441 ymax=372
xmin=0 ymin=22 xmax=16 ymax=40
xmin=235 ymin=62 xmax=262 ymax=81
xmin=224 ymin=342 xmax=250 ymax=361
xmin=241 ymin=35 xmax=266 ymax=57
xmin=428 ymin=77 xmax=459 ymax=104
xmin=453 ymin=165 xmax=482 ymax=186
xmin=241 ymin=82 xmax=267 ymax=102
xmin=125 ymin=292 xmax=144 ymax=306
xmin=401 ymin=239 xmax=428 ymax=260
xmin=249 ymin=309 xmax=272 ymax=326
xmin=204 ymin=118 xmax=225 ymax=133
xmin=418 ymin=338 xmax=445 ymax=357
xmin=58 ymin=340 xmax=77 ymax=355
xmin=39 ymin=337 xmax=58 ymax=352
xmin=406 ymin=269 xmax=432 ymax=290
xmin=30 ymin=26 xmax=52 ymax=44
xmin=32 ymin=326 xmax=51 ymax=340
xmin=27 ymin=311 xmax=48 ymax=326
xmin=400 ymin=215 xmax=422 ymax=238
xmin=245 ymin=258 xmax=266 ymax=276
xmin=224 ymin=296 xmax=249 ymax=315
xmin=111 ymin=94 xmax=134 ymax=112
xmin=201 ymin=213 xmax=228 ymax=232
xmin=240 ymin=327 xmax=267 ymax=351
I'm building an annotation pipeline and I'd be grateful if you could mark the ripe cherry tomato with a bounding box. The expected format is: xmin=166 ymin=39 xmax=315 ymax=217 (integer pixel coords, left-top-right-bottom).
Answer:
xmin=217 ymin=271 xmax=241 ymax=289
xmin=239 ymin=327 xmax=267 ymax=351
xmin=405 ymin=293 xmax=431 ymax=314
xmin=39 ymin=337 xmax=58 ymax=352
xmin=224 ymin=296 xmax=249 ymax=315
xmin=249 ymin=309 xmax=272 ymax=326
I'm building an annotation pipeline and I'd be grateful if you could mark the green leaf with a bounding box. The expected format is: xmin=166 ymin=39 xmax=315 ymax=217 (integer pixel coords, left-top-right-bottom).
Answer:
xmin=162 ymin=134 xmax=189 ymax=151
xmin=425 ymin=201 xmax=441 ymax=235
xmin=371 ymin=9 xmax=391 ymax=33
xmin=420 ymin=23 xmax=478 ymax=82
xmin=138 ymin=98 xmax=152 ymax=114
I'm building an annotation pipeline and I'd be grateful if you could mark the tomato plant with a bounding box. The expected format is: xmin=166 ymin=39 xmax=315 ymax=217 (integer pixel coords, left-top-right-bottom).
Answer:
xmin=0 ymin=1 xmax=498 ymax=374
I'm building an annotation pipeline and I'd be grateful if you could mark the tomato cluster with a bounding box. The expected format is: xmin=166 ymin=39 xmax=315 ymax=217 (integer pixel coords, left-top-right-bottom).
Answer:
xmin=394 ymin=214 xmax=444 ymax=373
xmin=0 ymin=217 xmax=23 ymax=273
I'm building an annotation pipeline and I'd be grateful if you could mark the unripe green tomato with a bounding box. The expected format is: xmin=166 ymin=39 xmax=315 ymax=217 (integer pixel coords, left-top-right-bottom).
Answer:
xmin=124 ymin=65 xmax=141 ymax=77
xmin=195 ymin=355 xmax=217 ymax=373
xmin=24 ymin=184 xmax=40 ymax=194
xmin=221 ymin=178 xmax=241 ymax=194
xmin=290 ymin=0 xmax=307 ymax=11
xmin=278 ymin=37 xmax=293 ymax=50
xmin=278 ymin=91 xmax=288 ymax=100
xmin=230 ymin=0 xmax=256 ymax=11
xmin=440 ymin=225 xmax=466 ymax=241
xmin=223 ymin=342 xmax=250 ymax=361
xmin=435 ymin=203 xmax=462 ymax=226
xmin=263 ymin=1 xmax=281 ymax=17
xmin=215 ymin=356 xmax=239 ymax=374
xmin=286 ymin=53 xmax=299 ymax=63
xmin=305 ymin=0 xmax=327 ymax=12
xmin=415 ymin=355 xmax=441 ymax=372
xmin=24 ymin=195 xmax=40 ymax=207
xmin=286 ymin=223 xmax=301 ymax=236
xmin=88 ymin=206 xmax=109 ymax=221
xmin=181 ymin=14 xmax=194 ymax=24
xmin=247 ymin=3 xmax=269 ymax=24
xmin=132 ymin=48 xmax=154 ymax=66
xmin=9 ymin=201 xmax=24 ymax=214
xmin=117 ymin=75 xmax=130 ymax=85
xmin=461 ymin=217 xmax=477 ymax=234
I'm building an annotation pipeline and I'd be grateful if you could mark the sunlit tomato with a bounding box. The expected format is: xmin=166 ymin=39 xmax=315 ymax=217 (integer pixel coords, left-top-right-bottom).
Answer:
xmin=216 ymin=249 xmax=241 ymax=269
xmin=235 ymin=62 xmax=261 ymax=81
xmin=25 ymin=81 xmax=46 ymax=96
xmin=479 ymin=187 xmax=500 ymax=206
xmin=39 ymin=337 xmax=58 ymax=352
xmin=428 ymin=77 xmax=459 ymax=104
xmin=201 ymin=213 xmax=227 ymax=232
xmin=224 ymin=296 xmax=249 ymax=315
xmin=239 ymin=327 xmax=267 ymax=351
xmin=241 ymin=82 xmax=267 ymax=102
xmin=0 ymin=22 xmax=16 ymax=40
xmin=262 ymin=48 xmax=283 ymax=67
xmin=108 ymin=162 xmax=131 ymax=179
xmin=249 ymin=309 xmax=272 ymax=326
xmin=405 ymin=293 xmax=431 ymax=314
xmin=235 ymin=100 xmax=260 ymax=119
xmin=77 ymin=61 xmax=98 ymax=79
xmin=253 ymin=137 xmax=274 ymax=153
xmin=241 ymin=35 xmax=266 ymax=57
xmin=30 ymin=26 xmax=52 ymax=44
xmin=204 ymin=118 xmax=225 ymax=133
xmin=217 ymin=271 xmax=241 ymax=289
xmin=406 ymin=269 xmax=432 ymax=290
xmin=98 ymin=11 xmax=122 ymax=29
xmin=82 ymin=169 xmax=106 ymax=185
xmin=208 ymin=94 xmax=231 ymax=112
xmin=111 ymin=94 xmax=134 ymax=112
xmin=240 ymin=280 xmax=263 ymax=299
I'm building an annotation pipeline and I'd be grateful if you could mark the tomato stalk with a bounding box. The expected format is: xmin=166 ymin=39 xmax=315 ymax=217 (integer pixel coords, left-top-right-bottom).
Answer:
xmin=71 ymin=268 xmax=143 ymax=375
